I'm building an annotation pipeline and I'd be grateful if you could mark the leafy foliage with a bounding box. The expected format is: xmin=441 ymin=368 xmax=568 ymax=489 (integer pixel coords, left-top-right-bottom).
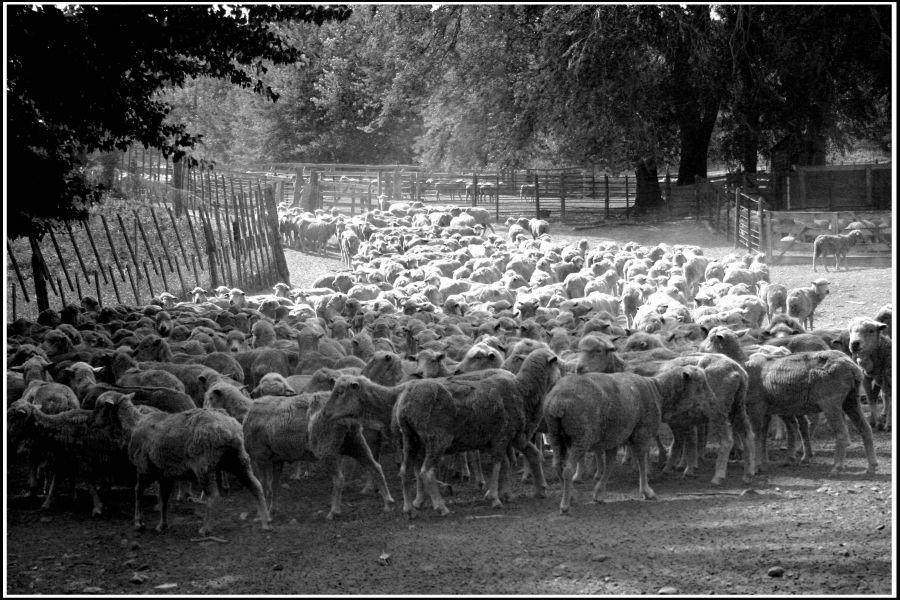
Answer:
xmin=7 ymin=4 xmax=351 ymax=239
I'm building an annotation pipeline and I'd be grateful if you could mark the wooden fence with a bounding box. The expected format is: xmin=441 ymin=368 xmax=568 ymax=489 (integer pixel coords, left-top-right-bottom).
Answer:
xmin=7 ymin=151 xmax=290 ymax=321
xmin=252 ymin=162 xmax=709 ymax=223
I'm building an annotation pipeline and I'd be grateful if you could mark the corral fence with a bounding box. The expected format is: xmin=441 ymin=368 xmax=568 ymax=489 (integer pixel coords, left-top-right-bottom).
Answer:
xmin=248 ymin=162 xmax=708 ymax=223
xmin=698 ymin=169 xmax=893 ymax=265
xmin=7 ymin=148 xmax=291 ymax=321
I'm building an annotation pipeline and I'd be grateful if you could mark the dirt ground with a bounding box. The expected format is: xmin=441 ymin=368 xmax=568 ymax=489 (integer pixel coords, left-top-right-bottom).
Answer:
xmin=5 ymin=220 xmax=895 ymax=596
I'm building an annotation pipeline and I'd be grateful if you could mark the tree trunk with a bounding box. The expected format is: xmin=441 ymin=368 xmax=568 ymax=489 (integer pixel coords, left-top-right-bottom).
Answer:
xmin=632 ymin=156 xmax=664 ymax=215
xmin=676 ymin=95 xmax=719 ymax=185
xmin=263 ymin=185 xmax=291 ymax=286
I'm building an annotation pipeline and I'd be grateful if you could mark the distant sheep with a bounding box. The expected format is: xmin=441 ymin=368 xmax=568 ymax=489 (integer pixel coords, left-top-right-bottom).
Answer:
xmin=812 ymin=230 xmax=864 ymax=272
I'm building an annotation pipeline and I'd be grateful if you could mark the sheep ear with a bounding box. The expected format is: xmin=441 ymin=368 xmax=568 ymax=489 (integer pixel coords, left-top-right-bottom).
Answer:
xmin=212 ymin=388 xmax=223 ymax=397
xmin=548 ymin=355 xmax=559 ymax=364
xmin=350 ymin=381 xmax=359 ymax=390
xmin=700 ymin=326 xmax=709 ymax=338
xmin=10 ymin=364 xmax=25 ymax=373
xmin=286 ymin=385 xmax=297 ymax=395
xmin=682 ymin=371 xmax=692 ymax=382
xmin=735 ymin=328 xmax=750 ymax=338
xmin=92 ymin=366 xmax=104 ymax=374
xmin=876 ymin=323 xmax=887 ymax=331
xmin=328 ymin=377 xmax=336 ymax=387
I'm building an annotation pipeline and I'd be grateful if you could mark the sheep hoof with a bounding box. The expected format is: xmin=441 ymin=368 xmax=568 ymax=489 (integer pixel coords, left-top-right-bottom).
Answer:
xmin=436 ymin=506 xmax=450 ymax=517
xmin=134 ymin=521 xmax=146 ymax=532
xmin=709 ymin=477 xmax=724 ymax=487
xmin=156 ymin=523 xmax=169 ymax=534
xmin=325 ymin=511 xmax=339 ymax=521
xmin=403 ymin=507 xmax=418 ymax=519
xmin=490 ymin=498 xmax=503 ymax=509
xmin=91 ymin=507 xmax=103 ymax=517
xmin=261 ymin=522 xmax=273 ymax=531
xmin=559 ymin=505 xmax=570 ymax=515
xmin=866 ymin=464 xmax=878 ymax=475
xmin=681 ymin=470 xmax=698 ymax=479
xmin=534 ymin=488 xmax=547 ymax=499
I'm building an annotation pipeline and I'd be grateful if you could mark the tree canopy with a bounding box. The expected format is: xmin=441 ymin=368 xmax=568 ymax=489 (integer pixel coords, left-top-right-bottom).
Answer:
xmin=6 ymin=3 xmax=351 ymax=239
xmin=7 ymin=4 xmax=891 ymax=231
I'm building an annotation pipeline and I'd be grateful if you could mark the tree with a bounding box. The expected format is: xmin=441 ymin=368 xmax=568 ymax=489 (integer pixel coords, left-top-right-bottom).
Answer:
xmin=718 ymin=5 xmax=892 ymax=173
xmin=7 ymin=3 xmax=351 ymax=240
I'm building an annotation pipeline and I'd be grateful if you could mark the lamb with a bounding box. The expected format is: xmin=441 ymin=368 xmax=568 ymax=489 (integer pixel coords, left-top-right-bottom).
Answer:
xmin=742 ymin=350 xmax=877 ymax=475
xmin=388 ymin=347 xmax=561 ymax=517
xmin=544 ymin=365 xmax=715 ymax=513
xmin=93 ymin=391 xmax=271 ymax=534
xmin=81 ymin=383 xmax=196 ymax=413
xmin=848 ymin=317 xmax=892 ymax=432
xmin=812 ymin=229 xmax=864 ymax=272
xmin=251 ymin=372 xmax=297 ymax=398
xmin=786 ymin=279 xmax=830 ymax=331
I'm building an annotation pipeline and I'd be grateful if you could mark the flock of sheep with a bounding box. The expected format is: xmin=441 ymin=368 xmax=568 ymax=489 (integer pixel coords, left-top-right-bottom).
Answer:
xmin=6 ymin=198 xmax=893 ymax=536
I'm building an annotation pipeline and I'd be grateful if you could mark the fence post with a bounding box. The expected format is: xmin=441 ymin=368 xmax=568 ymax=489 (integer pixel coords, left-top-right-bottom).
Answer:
xmin=47 ymin=227 xmax=74 ymax=292
xmin=665 ymin=170 xmax=672 ymax=219
xmin=94 ymin=270 xmax=103 ymax=308
xmin=64 ymin=222 xmax=90 ymax=281
xmin=534 ymin=174 xmax=540 ymax=220
xmin=143 ymin=261 xmax=155 ymax=299
xmin=797 ymin=168 xmax=806 ymax=209
xmin=694 ymin=176 xmax=701 ymax=222
xmin=100 ymin=214 xmax=126 ymax=281
xmin=559 ymin=171 xmax=566 ymax=221
xmin=733 ymin=187 xmax=741 ymax=249
xmin=7 ymin=239 xmax=31 ymax=302
xmin=865 ymin=165 xmax=873 ymax=207
xmin=765 ymin=209 xmax=774 ymax=263
xmin=472 ymin=173 xmax=478 ymax=207
xmin=604 ymin=175 xmax=610 ymax=219
xmin=107 ymin=264 xmax=122 ymax=305
xmin=625 ymin=175 xmax=630 ymax=215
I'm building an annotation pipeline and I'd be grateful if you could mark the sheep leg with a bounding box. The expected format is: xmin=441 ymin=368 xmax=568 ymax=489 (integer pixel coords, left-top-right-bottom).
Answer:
xmin=470 ymin=451 xmax=486 ymax=490
xmin=325 ymin=456 xmax=345 ymax=520
xmin=821 ymin=403 xmax=851 ymax=475
xmin=40 ymin=470 xmax=59 ymax=511
xmin=86 ymin=482 xmax=104 ymax=517
xmin=227 ymin=450 xmax=271 ymax=531
xmin=344 ymin=431 xmax=395 ymax=513
xmin=633 ymin=443 xmax=657 ymax=500
xmin=133 ymin=474 xmax=153 ymax=531
xmin=737 ymin=427 xmax=757 ymax=483
xmin=520 ymin=441 xmax=547 ymax=498
xmin=420 ymin=451 xmax=450 ymax=517
xmin=590 ymin=448 xmax=618 ymax=503
xmin=559 ymin=450 xmax=583 ymax=514
xmin=795 ymin=415 xmax=813 ymax=463
xmin=860 ymin=375 xmax=879 ymax=430
xmin=497 ymin=453 xmax=512 ymax=503
xmin=398 ymin=432 xmax=421 ymax=518
xmin=484 ymin=453 xmax=504 ymax=509
xmin=880 ymin=380 xmax=891 ymax=433
xmin=841 ymin=392 xmax=878 ymax=475
xmin=269 ymin=461 xmax=284 ymax=519
xmin=710 ymin=424 xmax=734 ymax=487
xmin=154 ymin=478 xmax=175 ymax=533
xmin=777 ymin=416 xmax=801 ymax=466
xmin=662 ymin=431 xmax=684 ymax=477
xmin=197 ymin=472 xmax=219 ymax=536
xmin=681 ymin=427 xmax=698 ymax=477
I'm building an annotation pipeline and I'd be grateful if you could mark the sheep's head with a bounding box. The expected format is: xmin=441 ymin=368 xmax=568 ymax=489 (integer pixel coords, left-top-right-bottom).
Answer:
xmin=812 ymin=278 xmax=830 ymax=296
xmin=663 ymin=366 xmax=716 ymax=424
xmin=93 ymin=391 xmax=137 ymax=443
xmin=576 ymin=334 xmax=618 ymax=374
xmin=848 ymin=317 xmax=888 ymax=355
xmin=322 ymin=375 xmax=367 ymax=424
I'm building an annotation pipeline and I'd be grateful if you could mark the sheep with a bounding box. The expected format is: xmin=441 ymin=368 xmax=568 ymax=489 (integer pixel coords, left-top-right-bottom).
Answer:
xmin=519 ymin=183 xmax=536 ymax=202
xmin=251 ymin=372 xmax=297 ymax=398
xmin=659 ymin=353 xmax=755 ymax=485
xmin=240 ymin=390 xmax=394 ymax=520
xmin=756 ymin=282 xmax=787 ymax=324
xmin=112 ymin=351 xmax=186 ymax=393
xmin=81 ymin=383 xmax=196 ymax=412
xmin=848 ymin=317 xmax=892 ymax=432
xmin=7 ymin=399 xmax=131 ymax=516
xmin=786 ymin=279 xmax=830 ymax=331
xmin=529 ymin=218 xmax=550 ymax=239
xmin=340 ymin=229 xmax=361 ymax=267
xmin=812 ymin=229 xmax=864 ymax=272
xmin=544 ymin=365 xmax=716 ymax=513
xmin=742 ymin=351 xmax=877 ymax=475
xmin=93 ymin=391 xmax=271 ymax=534
xmin=389 ymin=347 xmax=561 ymax=517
